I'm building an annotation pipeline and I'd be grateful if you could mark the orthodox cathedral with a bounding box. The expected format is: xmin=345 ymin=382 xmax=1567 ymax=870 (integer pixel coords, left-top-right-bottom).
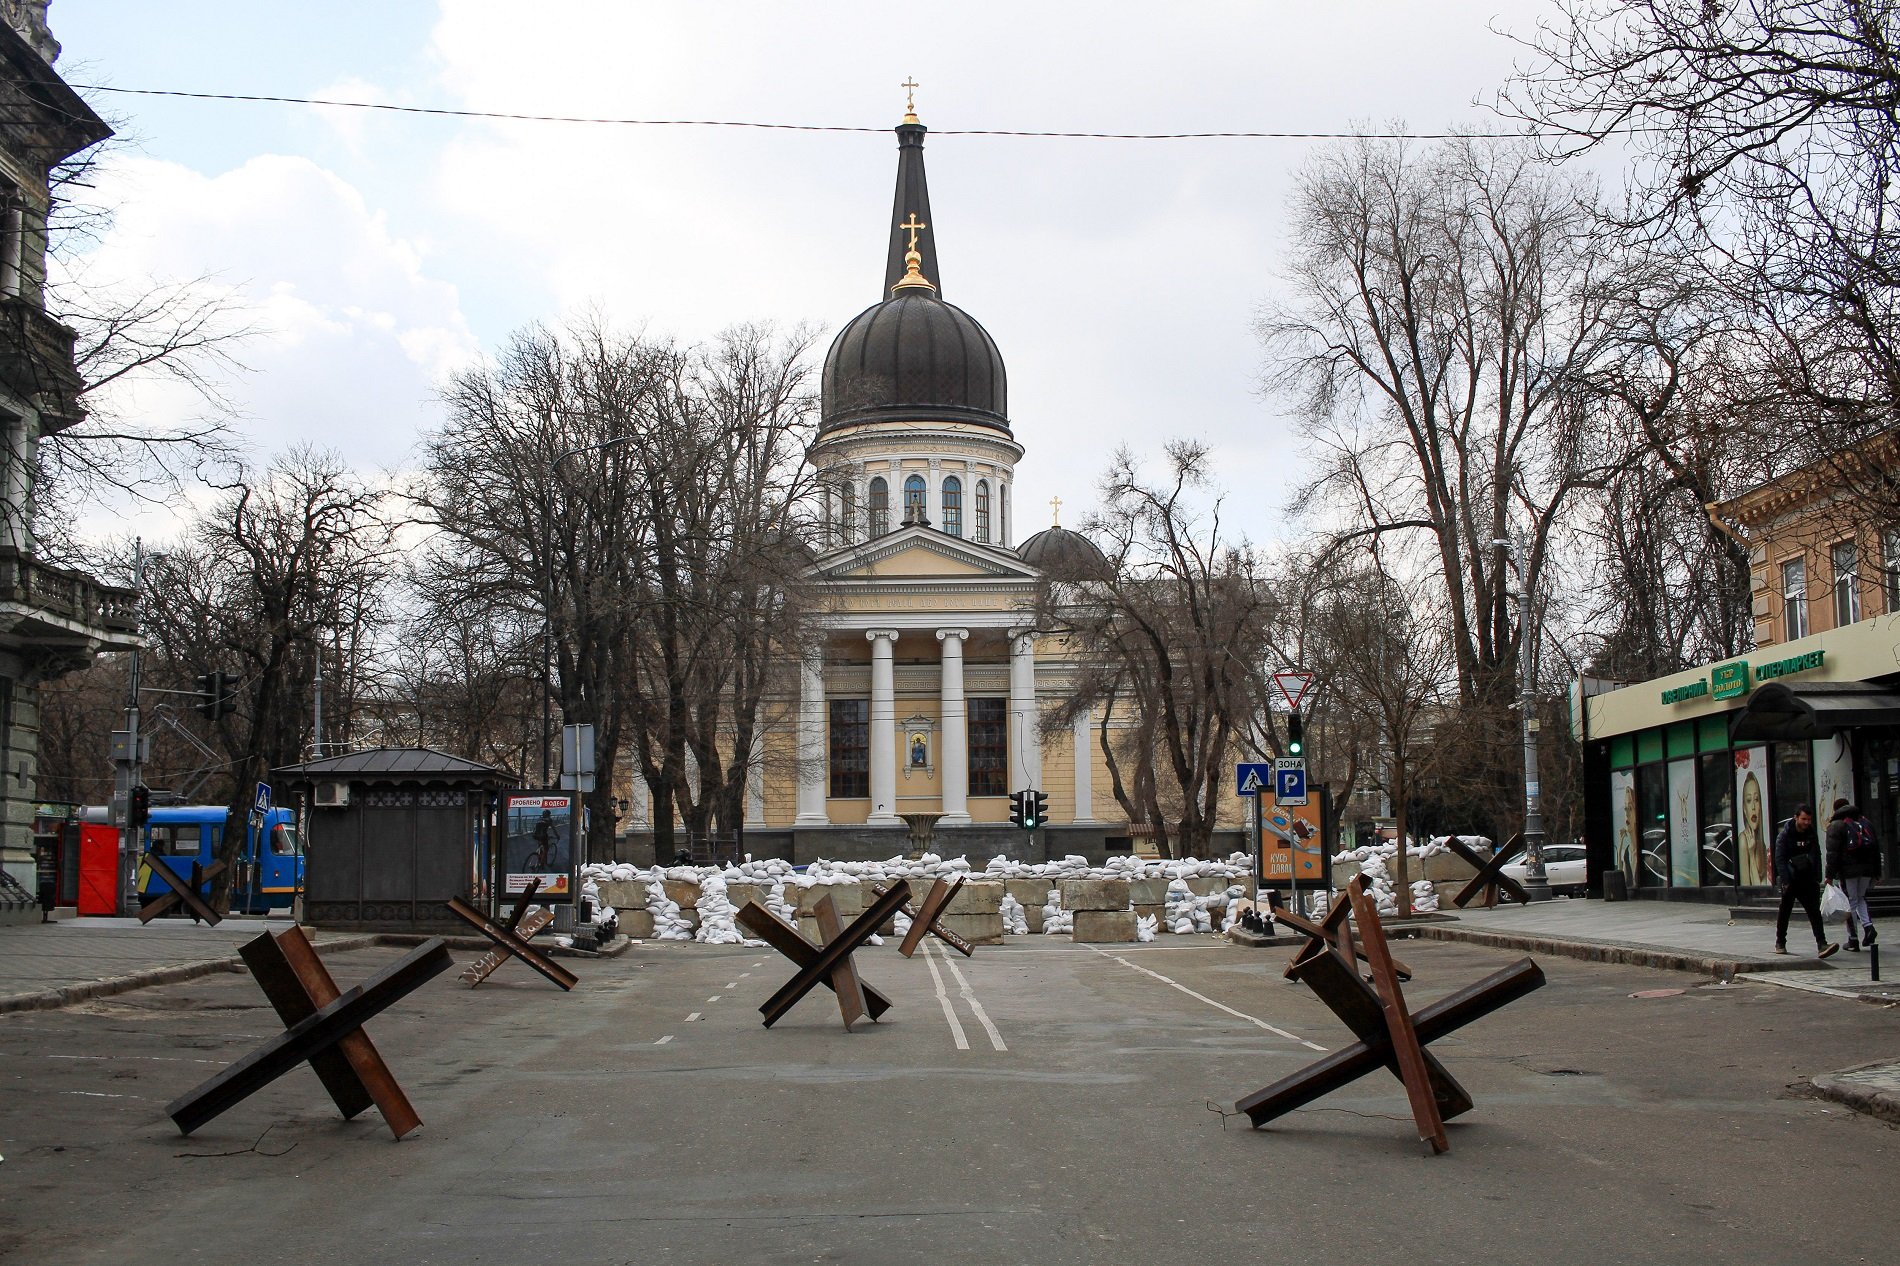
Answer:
xmin=626 ymin=99 xmax=1123 ymax=861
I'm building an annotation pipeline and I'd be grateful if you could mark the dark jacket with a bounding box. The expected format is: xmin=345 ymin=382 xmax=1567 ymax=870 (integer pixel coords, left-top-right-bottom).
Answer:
xmin=1774 ymin=818 xmax=1823 ymax=886
xmin=1826 ymin=805 xmax=1885 ymax=882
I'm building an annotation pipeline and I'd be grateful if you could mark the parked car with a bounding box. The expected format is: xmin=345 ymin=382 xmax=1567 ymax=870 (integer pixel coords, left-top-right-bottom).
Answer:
xmin=1502 ymin=841 xmax=1588 ymax=897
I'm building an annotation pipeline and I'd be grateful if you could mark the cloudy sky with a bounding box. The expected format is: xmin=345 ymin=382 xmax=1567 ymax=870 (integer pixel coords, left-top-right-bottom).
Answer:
xmin=52 ymin=0 xmax=1561 ymax=547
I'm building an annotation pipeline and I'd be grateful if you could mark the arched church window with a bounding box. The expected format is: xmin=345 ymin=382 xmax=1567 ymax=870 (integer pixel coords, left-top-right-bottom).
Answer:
xmin=1000 ymin=482 xmax=1009 ymax=545
xmin=975 ymin=480 xmax=991 ymax=543
xmin=841 ymin=480 xmax=858 ymax=542
xmin=903 ymin=474 xmax=927 ymax=524
xmin=868 ymin=477 xmax=889 ymax=537
xmin=942 ymin=476 xmax=962 ymax=537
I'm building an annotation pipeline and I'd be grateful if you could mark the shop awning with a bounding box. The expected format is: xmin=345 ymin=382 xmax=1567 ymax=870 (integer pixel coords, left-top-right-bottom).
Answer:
xmin=1728 ymin=680 xmax=1900 ymax=742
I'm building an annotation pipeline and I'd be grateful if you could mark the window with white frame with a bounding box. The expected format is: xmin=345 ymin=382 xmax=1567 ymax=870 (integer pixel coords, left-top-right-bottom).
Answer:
xmin=868 ymin=477 xmax=889 ymax=537
xmin=1832 ymin=539 xmax=1861 ymax=628
xmin=1783 ymin=557 xmax=1809 ymax=641
xmin=941 ymin=475 xmax=962 ymax=537
xmin=975 ymin=480 xmax=991 ymax=543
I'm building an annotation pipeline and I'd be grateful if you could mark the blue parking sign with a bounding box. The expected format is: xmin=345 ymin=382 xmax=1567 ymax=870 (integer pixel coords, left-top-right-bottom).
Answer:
xmin=1274 ymin=760 xmax=1307 ymax=805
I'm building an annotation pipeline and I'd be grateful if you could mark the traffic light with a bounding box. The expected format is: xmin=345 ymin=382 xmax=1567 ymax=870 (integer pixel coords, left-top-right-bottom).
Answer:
xmin=128 ymin=783 xmax=151 ymax=829
xmin=195 ymin=671 xmax=236 ymax=720
xmin=1286 ymin=711 xmax=1305 ymax=757
xmin=1008 ymin=790 xmax=1027 ymax=830
xmin=1027 ymin=790 xmax=1048 ymax=829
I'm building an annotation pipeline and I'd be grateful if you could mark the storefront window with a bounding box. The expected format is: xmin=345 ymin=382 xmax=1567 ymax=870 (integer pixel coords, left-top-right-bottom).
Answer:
xmin=1636 ymin=764 xmax=1670 ymax=887
xmin=1772 ymin=741 xmax=1812 ymax=840
xmin=1832 ymin=539 xmax=1861 ymax=627
xmin=1667 ymin=758 xmax=1698 ymax=885
xmin=1698 ymin=752 xmax=1736 ymax=885
xmin=1782 ymin=558 xmax=1809 ymax=640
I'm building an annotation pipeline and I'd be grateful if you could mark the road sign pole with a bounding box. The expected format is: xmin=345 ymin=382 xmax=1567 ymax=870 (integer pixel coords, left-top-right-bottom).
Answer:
xmin=1250 ymin=792 xmax=1261 ymax=905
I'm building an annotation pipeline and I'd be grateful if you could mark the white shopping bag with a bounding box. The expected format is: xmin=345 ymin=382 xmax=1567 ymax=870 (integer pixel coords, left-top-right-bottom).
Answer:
xmin=1820 ymin=881 xmax=1849 ymax=921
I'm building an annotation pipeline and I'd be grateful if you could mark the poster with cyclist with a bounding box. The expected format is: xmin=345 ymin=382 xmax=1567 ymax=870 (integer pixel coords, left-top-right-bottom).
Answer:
xmin=502 ymin=791 xmax=575 ymax=901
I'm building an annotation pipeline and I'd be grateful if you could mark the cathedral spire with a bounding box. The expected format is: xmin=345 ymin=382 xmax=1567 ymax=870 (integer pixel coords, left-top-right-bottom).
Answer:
xmin=884 ymin=85 xmax=941 ymax=298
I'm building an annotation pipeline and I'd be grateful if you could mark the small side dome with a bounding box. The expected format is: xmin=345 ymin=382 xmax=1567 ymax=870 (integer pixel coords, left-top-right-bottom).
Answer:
xmin=1017 ymin=525 xmax=1108 ymax=576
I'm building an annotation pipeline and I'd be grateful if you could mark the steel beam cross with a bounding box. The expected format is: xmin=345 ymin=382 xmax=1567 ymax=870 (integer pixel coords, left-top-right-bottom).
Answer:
xmin=444 ymin=879 xmax=577 ymax=990
xmin=1235 ymin=878 xmax=1546 ymax=1155
xmin=136 ymin=854 xmax=226 ymax=926
xmin=1445 ymin=833 xmax=1530 ymax=909
xmin=872 ymin=876 xmax=975 ymax=958
xmin=736 ymin=884 xmax=911 ymax=1030
xmin=166 ymin=927 xmax=452 ymax=1140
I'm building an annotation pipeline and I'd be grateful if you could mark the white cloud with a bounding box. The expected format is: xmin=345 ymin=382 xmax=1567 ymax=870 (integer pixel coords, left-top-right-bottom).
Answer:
xmin=57 ymin=151 xmax=480 ymax=543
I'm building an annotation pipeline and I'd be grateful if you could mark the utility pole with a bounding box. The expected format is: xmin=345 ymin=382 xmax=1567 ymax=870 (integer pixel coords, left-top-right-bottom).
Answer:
xmin=1494 ymin=537 xmax=1551 ymax=901
xmin=112 ymin=540 xmax=150 ymax=914
xmin=311 ymin=651 xmax=324 ymax=759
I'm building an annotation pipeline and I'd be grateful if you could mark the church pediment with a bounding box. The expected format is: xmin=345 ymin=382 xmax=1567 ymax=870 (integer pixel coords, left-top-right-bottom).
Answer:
xmin=811 ymin=527 xmax=1039 ymax=582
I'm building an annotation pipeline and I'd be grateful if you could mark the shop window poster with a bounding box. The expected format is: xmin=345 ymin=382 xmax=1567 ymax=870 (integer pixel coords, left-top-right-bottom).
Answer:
xmin=1611 ymin=768 xmax=1638 ymax=888
xmin=1667 ymin=758 xmax=1698 ymax=886
xmin=1733 ymin=748 xmax=1772 ymax=887
xmin=1813 ymin=735 xmax=1854 ymax=822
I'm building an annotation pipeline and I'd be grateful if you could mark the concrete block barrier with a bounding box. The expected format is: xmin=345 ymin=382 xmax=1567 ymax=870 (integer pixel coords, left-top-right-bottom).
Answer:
xmin=596 ymin=880 xmax=648 ymax=910
xmin=1061 ymin=878 xmax=1130 ymax=912
xmin=945 ymin=880 xmax=1003 ymax=915
xmin=662 ymin=879 xmax=702 ymax=910
xmin=1127 ymin=878 xmax=1168 ymax=906
xmin=1072 ymin=910 xmax=1137 ymax=943
xmin=937 ymin=912 xmax=1004 ymax=946
xmin=621 ymin=909 xmax=656 ymax=939
xmin=726 ymin=882 xmax=774 ymax=913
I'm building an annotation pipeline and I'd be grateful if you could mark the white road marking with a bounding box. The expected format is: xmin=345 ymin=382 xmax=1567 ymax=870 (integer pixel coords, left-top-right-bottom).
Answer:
xmin=920 ymin=937 xmax=970 ymax=1050
xmin=65 ymin=1090 xmax=135 ymax=1099
xmin=1085 ymin=945 xmax=1326 ymax=1051
xmin=707 ymin=995 xmax=723 ymax=1002
xmin=738 ymin=972 xmax=751 ymax=979
xmin=654 ymin=1035 xmax=674 ymax=1045
xmin=937 ymin=944 xmax=1008 ymax=1052
xmin=685 ymin=1012 xmax=702 ymax=1022
xmin=724 ymin=982 xmax=737 ymax=989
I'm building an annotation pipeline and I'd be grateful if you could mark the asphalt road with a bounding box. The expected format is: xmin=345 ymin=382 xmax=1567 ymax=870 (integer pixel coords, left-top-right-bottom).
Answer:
xmin=0 ymin=933 xmax=1894 ymax=1266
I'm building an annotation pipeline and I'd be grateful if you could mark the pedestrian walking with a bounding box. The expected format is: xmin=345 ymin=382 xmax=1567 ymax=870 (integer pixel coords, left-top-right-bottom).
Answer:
xmin=1775 ymin=804 xmax=1839 ymax=958
xmin=1825 ymin=797 xmax=1883 ymax=952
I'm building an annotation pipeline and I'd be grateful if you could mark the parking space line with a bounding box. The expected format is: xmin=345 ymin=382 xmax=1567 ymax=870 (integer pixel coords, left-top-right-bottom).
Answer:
xmin=1084 ymin=945 xmax=1326 ymax=1051
xmin=936 ymin=942 xmax=1008 ymax=1052
xmin=921 ymin=936 xmax=970 ymax=1050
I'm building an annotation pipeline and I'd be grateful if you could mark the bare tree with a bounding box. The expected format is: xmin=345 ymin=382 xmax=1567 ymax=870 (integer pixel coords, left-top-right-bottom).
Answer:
xmin=1261 ymin=133 xmax=1623 ymax=835
xmin=1036 ymin=441 xmax=1271 ymax=858
xmin=1310 ymin=562 xmax=1457 ymax=915
xmin=133 ymin=450 xmax=396 ymax=910
xmin=1505 ymin=0 xmax=1900 ymax=524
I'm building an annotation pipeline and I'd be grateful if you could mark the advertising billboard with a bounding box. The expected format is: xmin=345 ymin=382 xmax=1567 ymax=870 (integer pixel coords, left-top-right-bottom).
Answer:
xmin=502 ymin=791 xmax=575 ymax=901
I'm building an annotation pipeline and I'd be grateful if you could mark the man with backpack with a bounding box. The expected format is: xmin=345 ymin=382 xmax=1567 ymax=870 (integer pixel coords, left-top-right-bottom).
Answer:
xmin=1826 ymin=797 xmax=1884 ymax=952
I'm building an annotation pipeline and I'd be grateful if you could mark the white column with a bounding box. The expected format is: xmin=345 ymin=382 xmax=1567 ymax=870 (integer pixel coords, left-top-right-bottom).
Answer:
xmin=867 ymin=629 xmax=901 ymax=824
xmin=937 ymin=628 xmax=970 ymax=825
xmin=794 ymin=649 xmax=830 ymax=825
xmin=1008 ymin=628 xmax=1041 ymax=792
xmin=927 ymin=458 xmax=942 ymax=529
xmin=745 ymin=726 xmax=766 ymax=826
xmin=1071 ymin=706 xmax=1098 ymax=822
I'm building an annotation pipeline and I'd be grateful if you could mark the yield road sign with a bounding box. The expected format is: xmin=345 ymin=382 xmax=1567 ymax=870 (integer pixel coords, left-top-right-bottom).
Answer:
xmin=1274 ymin=759 xmax=1308 ymax=805
xmin=1236 ymin=762 xmax=1274 ymax=796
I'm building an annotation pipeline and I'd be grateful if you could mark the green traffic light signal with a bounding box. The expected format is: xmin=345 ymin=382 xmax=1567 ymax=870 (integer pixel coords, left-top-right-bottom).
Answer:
xmin=1287 ymin=712 xmax=1304 ymax=756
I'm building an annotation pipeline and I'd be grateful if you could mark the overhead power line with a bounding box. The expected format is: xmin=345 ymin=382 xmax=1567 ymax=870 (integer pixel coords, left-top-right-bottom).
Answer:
xmin=71 ymin=84 xmax=1540 ymax=142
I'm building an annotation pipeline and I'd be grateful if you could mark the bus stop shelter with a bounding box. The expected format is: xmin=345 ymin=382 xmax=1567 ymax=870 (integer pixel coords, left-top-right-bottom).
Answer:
xmin=276 ymin=747 xmax=515 ymax=935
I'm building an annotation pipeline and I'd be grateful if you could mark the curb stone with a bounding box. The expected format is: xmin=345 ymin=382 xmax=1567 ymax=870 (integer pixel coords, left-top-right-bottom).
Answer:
xmin=1810 ymin=1059 xmax=1900 ymax=1125
xmin=0 ymin=933 xmax=383 ymax=1015
xmin=1402 ymin=923 xmax=1794 ymax=981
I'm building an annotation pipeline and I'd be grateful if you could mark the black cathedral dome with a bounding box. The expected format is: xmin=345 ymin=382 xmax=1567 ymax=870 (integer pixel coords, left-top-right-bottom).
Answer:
xmin=820 ymin=291 xmax=1008 ymax=433
xmin=818 ymin=114 xmax=1010 ymax=436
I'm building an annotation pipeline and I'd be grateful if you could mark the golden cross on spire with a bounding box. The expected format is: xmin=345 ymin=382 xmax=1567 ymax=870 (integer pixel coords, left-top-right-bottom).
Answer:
xmin=1050 ymin=495 xmax=1063 ymax=527
xmin=901 ymin=77 xmax=920 ymax=123
xmin=899 ymin=212 xmax=927 ymax=252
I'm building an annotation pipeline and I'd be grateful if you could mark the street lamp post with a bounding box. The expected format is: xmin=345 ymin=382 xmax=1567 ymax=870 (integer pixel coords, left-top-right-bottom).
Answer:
xmin=1493 ymin=537 xmax=1551 ymax=902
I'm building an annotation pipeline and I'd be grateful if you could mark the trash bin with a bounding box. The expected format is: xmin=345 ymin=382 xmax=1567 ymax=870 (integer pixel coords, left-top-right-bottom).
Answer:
xmin=1603 ymin=870 xmax=1627 ymax=902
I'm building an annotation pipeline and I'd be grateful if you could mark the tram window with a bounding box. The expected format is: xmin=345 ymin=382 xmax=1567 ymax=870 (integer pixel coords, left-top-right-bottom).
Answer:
xmin=152 ymin=824 xmax=201 ymax=855
xmin=270 ymin=823 xmax=299 ymax=856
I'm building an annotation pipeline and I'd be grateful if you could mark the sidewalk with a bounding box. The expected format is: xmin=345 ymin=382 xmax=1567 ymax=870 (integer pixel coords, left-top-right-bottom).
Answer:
xmin=0 ymin=915 xmax=378 ymax=1014
xmin=1408 ymin=895 xmax=1900 ymax=1001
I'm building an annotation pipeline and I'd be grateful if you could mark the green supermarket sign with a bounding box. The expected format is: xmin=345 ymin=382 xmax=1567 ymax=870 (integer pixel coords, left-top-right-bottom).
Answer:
xmin=1663 ymin=651 xmax=1824 ymax=705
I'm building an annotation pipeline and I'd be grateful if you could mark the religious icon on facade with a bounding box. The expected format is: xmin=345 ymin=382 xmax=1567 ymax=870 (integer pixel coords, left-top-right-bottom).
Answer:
xmin=909 ymin=731 xmax=930 ymax=768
